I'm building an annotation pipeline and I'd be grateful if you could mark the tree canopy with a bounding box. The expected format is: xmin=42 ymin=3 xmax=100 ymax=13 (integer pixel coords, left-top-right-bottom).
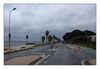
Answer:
xmin=63 ymin=29 xmax=96 ymax=42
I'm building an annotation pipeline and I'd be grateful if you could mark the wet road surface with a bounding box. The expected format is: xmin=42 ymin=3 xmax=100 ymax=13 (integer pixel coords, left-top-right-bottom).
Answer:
xmin=4 ymin=43 xmax=96 ymax=65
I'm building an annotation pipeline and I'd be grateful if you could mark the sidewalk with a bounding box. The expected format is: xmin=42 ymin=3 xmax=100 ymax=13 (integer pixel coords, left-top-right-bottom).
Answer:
xmin=4 ymin=54 xmax=42 ymax=65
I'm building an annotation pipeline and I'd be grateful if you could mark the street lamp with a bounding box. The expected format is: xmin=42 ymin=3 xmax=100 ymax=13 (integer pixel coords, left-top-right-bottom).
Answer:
xmin=8 ymin=8 xmax=16 ymax=51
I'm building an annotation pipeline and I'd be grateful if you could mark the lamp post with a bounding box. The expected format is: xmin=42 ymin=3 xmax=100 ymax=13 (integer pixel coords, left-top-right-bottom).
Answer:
xmin=8 ymin=8 xmax=16 ymax=51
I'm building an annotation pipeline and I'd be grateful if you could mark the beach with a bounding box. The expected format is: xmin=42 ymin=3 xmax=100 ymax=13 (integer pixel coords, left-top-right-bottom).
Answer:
xmin=4 ymin=41 xmax=41 ymax=54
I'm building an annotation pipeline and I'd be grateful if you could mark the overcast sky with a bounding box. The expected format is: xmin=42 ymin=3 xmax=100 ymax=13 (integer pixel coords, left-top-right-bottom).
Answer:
xmin=4 ymin=4 xmax=96 ymax=41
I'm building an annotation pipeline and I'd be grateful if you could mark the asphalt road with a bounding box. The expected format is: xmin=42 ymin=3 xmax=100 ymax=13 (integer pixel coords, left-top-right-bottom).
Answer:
xmin=4 ymin=44 xmax=52 ymax=61
xmin=39 ymin=43 xmax=96 ymax=65
xmin=4 ymin=43 xmax=96 ymax=65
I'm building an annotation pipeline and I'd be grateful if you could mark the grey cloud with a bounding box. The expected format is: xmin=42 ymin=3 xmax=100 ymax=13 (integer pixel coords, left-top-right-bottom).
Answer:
xmin=4 ymin=4 xmax=96 ymax=41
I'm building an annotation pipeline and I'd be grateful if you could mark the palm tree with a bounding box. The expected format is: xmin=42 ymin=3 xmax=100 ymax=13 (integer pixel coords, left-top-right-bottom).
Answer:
xmin=48 ymin=35 xmax=53 ymax=44
xmin=48 ymin=35 xmax=53 ymax=49
xmin=42 ymin=36 xmax=45 ymax=44
xmin=45 ymin=30 xmax=49 ymax=44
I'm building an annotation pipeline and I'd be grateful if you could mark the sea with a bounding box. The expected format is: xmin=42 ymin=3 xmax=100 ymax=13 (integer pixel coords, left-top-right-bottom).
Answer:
xmin=4 ymin=41 xmax=41 ymax=48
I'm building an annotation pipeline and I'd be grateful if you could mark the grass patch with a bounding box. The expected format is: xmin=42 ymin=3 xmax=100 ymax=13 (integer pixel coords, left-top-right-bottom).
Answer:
xmin=64 ymin=41 xmax=96 ymax=50
xmin=79 ymin=42 xmax=96 ymax=50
